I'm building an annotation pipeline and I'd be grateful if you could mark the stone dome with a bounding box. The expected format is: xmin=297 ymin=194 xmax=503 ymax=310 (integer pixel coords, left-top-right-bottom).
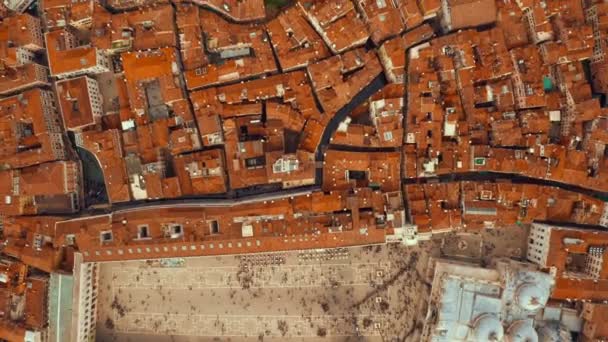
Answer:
xmin=507 ymin=320 xmax=539 ymax=342
xmin=515 ymin=283 xmax=549 ymax=311
xmin=472 ymin=314 xmax=505 ymax=341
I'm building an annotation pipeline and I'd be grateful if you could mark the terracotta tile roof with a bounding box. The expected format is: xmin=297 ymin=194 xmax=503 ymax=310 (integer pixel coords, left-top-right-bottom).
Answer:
xmin=0 ymin=88 xmax=65 ymax=169
xmin=173 ymin=149 xmax=228 ymax=195
xmin=0 ymin=14 xmax=44 ymax=58
xmin=0 ymin=62 xmax=48 ymax=96
xmin=537 ymin=224 xmax=608 ymax=301
xmin=45 ymin=28 xmax=106 ymax=77
xmin=41 ymin=0 xmax=93 ymax=30
xmin=298 ymin=119 xmax=324 ymax=152
xmin=445 ymin=0 xmax=497 ymax=31
xmin=378 ymin=23 xmax=434 ymax=83
xmin=0 ymin=1 xmax=606 ymax=320
xmin=300 ymin=0 xmax=369 ymax=54
xmin=308 ymin=48 xmax=383 ymax=115
xmin=322 ymin=149 xmax=401 ymax=192
xmin=356 ymin=0 xmax=408 ymax=44
xmin=105 ymin=0 xmax=169 ymax=10
xmin=188 ymin=69 xmax=320 ymax=190
xmin=266 ymin=102 xmax=306 ymax=132
xmin=418 ymin=0 xmax=441 ymax=16
xmin=331 ymin=90 xmax=404 ymax=148
xmin=403 ymin=25 xmax=608 ymax=191
xmin=496 ymin=1 xmax=529 ymax=49
xmin=582 ymin=303 xmax=608 ymax=340
xmin=120 ymin=48 xmax=183 ymax=115
xmin=175 ymin=4 xmax=206 ymax=70
xmin=0 ymin=161 xmax=80 ymax=216
xmin=113 ymin=5 xmax=176 ymax=51
xmin=48 ymin=188 xmax=399 ymax=263
xmin=23 ymin=276 xmax=48 ymax=329
xmin=2 ymin=215 xmax=64 ymax=271
xmin=55 ymin=76 xmax=100 ymax=131
xmin=184 ymin=10 xmax=277 ymax=89
xmin=406 ymin=181 xmax=606 ymax=233
xmin=0 ymin=258 xmax=52 ymax=339
xmin=18 ymin=161 xmax=78 ymax=196
xmin=266 ymin=5 xmax=331 ymax=71
xmin=185 ymin=0 xmax=266 ymax=22
xmin=77 ymin=129 xmax=132 ymax=203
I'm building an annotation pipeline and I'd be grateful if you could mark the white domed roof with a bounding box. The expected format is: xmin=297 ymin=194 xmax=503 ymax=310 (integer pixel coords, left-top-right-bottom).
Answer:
xmin=473 ymin=314 xmax=504 ymax=341
xmin=516 ymin=283 xmax=549 ymax=311
xmin=507 ymin=321 xmax=538 ymax=342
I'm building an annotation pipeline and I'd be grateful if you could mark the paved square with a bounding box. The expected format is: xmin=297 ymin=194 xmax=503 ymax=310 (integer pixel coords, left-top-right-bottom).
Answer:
xmin=96 ymin=244 xmax=436 ymax=341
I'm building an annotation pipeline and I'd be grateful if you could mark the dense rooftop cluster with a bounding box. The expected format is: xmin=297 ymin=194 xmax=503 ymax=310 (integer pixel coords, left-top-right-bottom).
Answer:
xmin=402 ymin=24 xmax=608 ymax=193
xmin=0 ymin=0 xmax=608 ymax=339
xmin=0 ymin=259 xmax=48 ymax=340
xmin=406 ymin=180 xmax=607 ymax=233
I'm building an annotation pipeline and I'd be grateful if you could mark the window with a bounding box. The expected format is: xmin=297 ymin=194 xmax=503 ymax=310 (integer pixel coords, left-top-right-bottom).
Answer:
xmin=141 ymin=21 xmax=154 ymax=30
xmin=209 ymin=220 xmax=219 ymax=234
xmin=137 ymin=225 xmax=150 ymax=239
xmin=473 ymin=157 xmax=486 ymax=166
xmin=71 ymin=100 xmax=80 ymax=113
xmin=100 ymin=231 xmax=113 ymax=243
xmin=168 ymin=224 xmax=183 ymax=239
xmin=347 ymin=170 xmax=367 ymax=180
xmin=273 ymin=162 xmax=283 ymax=173
xmin=33 ymin=234 xmax=43 ymax=251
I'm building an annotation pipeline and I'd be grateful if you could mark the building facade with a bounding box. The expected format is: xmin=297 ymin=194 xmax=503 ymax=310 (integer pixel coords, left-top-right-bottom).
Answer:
xmin=71 ymin=254 xmax=99 ymax=342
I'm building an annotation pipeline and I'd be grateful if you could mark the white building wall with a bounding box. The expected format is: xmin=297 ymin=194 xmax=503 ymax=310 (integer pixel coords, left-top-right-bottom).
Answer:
xmin=377 ymin=45 xmax=400 ymax=84
xmin=584 ymin=249 xmax=604 ymax=280
xmin=53 ymin=49 xmax=110 ymax=79
xmin=15 ymin=48 xmax=36 ymax=66
xmin=24 ymin=15 xmax=44 ymax=51
xmin=438 ymin=0 xmax=452 ymax=32
xmin=85 ymin=77 xmax=103 ymax=119
xmin=40 ymin=90 xmax=62 ymax=133
xmin=586 ymin=5 xmax=606 ymax=64
xmin=33 ymin=64 xmax=49 ymax=83
xmin=62 ymin=30 xmax=78 ymax=50
xmin=527 ymin=223 xmax=552 ymax=268
xmin=4 ymin=0 xmax=34 ymax=13
xmin=599 ymin=203 xmax=608 ymax=228
xmin=0 ymin=64 xmax=49 ymax=96
xmin=96 ymin=49 xmax=111 ymax=71
xmin=49 ymin=133 xmax=66 ymax=160
xmin=71 ymin=253 xmax=99 ymax=342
